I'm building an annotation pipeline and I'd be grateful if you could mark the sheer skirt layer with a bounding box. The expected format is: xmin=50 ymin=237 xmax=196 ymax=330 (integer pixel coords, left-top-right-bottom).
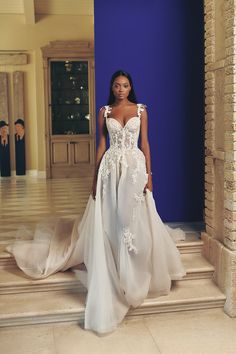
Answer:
xmin=7 ymin=109 xmax=187 ymax=333
xmin=7 ymin=175 xmax=186 ymax=333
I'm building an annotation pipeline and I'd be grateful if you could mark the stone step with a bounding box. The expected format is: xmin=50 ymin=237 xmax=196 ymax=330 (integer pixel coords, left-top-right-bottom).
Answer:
xmin=0 ymin=232 xmax=203 ymax=269
xmin=177 ymin=239 xmax=203 ymax=254
xmin=0 ymin=253 xmax=214 ymax=295
xmin=0 ymin=251 xmax=16 ymax=269
xmin=0 ymin=278 xmax=226 ymax=327
xmin=128 ymin=278 xmax=226 ymax=317
xmin=0 ymin=269 xmax=85 ymax=295
xmin=181 ymin=253 xmax=214 ymax=280
xmin=176 ymin=232 xmax=203 ymax=254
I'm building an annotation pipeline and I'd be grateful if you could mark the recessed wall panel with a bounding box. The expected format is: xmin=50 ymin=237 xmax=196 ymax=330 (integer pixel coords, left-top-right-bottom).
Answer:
xmin=73 ymin=141 xmax=90 ymax=164
xmin=52 ymin=142 xmax=69 ymax=165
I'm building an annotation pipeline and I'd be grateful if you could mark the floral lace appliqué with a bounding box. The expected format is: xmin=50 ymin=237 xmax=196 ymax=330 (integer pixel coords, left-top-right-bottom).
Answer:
xmin=132 ymin=192 xmax=145 ymax=220
xmin=123 ymin=228 xmax=138 ymax=254
xmin=134 ymin=193 xmax=145 ymax=203
xmin=131 ymin=150 xmax=143 ymax=184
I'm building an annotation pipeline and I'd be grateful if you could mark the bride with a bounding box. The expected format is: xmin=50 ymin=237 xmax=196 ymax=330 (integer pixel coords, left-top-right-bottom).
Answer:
xmin=7 ymin=70 xmax=186 ymax=334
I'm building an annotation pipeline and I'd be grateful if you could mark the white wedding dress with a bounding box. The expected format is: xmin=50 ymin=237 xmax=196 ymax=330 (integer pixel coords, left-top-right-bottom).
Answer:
xmin=7 ymin=103 xmax=186 ymax=334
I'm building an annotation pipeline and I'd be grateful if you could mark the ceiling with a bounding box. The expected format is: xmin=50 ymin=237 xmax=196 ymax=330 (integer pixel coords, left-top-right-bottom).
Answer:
xmin=0 ymin=0 xmax=94 ymax=16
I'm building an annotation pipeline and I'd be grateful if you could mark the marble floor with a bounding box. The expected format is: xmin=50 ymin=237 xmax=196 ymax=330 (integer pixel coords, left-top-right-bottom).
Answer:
xmin=0 ymin=308 xmax=236 ymax=354
xmin=0 ymin=176 xmax=202 ymax=243
xmin=0 ymin=176 xmax=92 ymax=243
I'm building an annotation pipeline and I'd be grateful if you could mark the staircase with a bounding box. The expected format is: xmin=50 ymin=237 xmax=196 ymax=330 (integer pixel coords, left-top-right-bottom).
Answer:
xmin=0 ymin=231 xmax=226 ymax=327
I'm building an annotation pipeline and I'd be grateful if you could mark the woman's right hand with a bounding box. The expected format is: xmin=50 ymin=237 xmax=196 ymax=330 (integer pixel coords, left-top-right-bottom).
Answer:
xmin=91 ymin=106 xmax=107 ymax=201
xmin=91 ymin=178 xmax=97 ymax=200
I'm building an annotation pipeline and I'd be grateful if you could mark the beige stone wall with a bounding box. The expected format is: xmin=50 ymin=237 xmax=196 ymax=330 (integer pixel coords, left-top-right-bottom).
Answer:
xmin=0 ymin=14 xmax=94 ymax=175
xmin=203 ymin=0 xmax=236 ymax=316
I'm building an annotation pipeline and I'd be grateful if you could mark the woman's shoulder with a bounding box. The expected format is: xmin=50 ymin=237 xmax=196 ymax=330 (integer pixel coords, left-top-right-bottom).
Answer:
xmin=130 ymin=102 xmax=147 ymax=108
xmin=137 ymin=103 xmax=147 ymax=112
xmin=99 ymin=105 xmax=107 ymax=111
xmin=98 ymin=105 xmax=111 ymax=119
xmin=98 ymin=105 xmax=109 ymax=116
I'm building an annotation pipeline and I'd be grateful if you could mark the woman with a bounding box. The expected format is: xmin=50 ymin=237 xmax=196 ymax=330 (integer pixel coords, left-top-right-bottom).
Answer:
xmin=0 ymin=120 xmax=11 ymax=177
xmin=14 ymin=118 xmax=26 ymax=175
xmin=7 ymin=70 xmax=186 ymax=334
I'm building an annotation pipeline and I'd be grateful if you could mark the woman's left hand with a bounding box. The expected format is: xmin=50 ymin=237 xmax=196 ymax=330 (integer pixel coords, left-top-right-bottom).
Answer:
xmin=144 ymin=174 xmax=153 ymax=193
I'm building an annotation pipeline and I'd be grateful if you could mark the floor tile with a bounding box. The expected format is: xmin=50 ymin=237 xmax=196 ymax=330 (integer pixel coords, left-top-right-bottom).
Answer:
xmin=0 ymin=324 xmax=55 ymax=354
xmin=53 ymin=319 xmax=161 ymax=354
xmin=144 ymin=308 xmax=236 ymax=354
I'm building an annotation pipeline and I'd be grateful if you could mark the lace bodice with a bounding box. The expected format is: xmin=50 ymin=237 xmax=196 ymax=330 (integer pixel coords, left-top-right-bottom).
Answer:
xmin=99 ymin=103 xmax=148 ymax=197
xmin=103 ymin=103 xmax=146 ymax=150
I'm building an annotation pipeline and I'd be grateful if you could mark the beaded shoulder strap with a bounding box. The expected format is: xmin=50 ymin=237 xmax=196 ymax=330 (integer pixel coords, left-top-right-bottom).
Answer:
xmin=137 ymin=103 xmax=147 ymax=118
xmin=100 ymin=105 xmax=112 ymax=119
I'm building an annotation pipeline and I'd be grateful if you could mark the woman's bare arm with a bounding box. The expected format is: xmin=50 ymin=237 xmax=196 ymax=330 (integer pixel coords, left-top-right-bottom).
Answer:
xmin=140 ymin=106 xmax=153 ymax=192
xmin=92 ymin=107 xmax=107 ymax=198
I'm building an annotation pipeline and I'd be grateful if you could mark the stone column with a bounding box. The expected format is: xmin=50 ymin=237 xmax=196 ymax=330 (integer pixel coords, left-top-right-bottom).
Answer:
xmin=204 ymin=0 xmax=216 ymax=240
xmin=224 ymin=1 xmax=236 ymax=251
xmin=202 ymin=0 xmax=236 ymax=317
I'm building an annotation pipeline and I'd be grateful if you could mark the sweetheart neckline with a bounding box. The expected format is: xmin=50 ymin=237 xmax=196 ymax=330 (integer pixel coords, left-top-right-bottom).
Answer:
xmin=106 ymin=116 xmax=140 ymax=129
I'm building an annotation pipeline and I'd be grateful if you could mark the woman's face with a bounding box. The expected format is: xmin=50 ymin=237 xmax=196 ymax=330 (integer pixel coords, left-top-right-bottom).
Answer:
xmin=112 ymin=75 xmax=131 ymax=100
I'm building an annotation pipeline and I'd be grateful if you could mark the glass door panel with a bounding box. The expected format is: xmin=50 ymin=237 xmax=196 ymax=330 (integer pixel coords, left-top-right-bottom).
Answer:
xmin=50 ymin=61 xmax=90 ymax=135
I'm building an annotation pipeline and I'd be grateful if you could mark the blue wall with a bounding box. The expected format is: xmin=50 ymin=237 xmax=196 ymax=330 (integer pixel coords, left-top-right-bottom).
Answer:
xmin=94 ymin=0 xmax=205 ymax=222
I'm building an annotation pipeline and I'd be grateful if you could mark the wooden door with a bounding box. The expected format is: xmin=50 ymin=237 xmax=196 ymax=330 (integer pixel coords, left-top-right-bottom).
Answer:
xmin=50 ymin=136 xmax=93 ymax=178
xmin=41 ymin=41 xmax=95 ymax=178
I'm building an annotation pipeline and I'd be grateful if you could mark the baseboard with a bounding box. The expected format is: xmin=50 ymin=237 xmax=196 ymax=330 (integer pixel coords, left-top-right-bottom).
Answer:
xmin=0 ymin=170 xmax=46 ymax=179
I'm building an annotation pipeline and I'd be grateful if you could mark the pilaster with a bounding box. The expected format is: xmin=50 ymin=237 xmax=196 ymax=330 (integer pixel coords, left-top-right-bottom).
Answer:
xmin=203 ymin=0 xmax=236 ymax=317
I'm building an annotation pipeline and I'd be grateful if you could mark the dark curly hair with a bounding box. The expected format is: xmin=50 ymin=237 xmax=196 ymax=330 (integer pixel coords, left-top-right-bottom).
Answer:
xmin=107 ymin=70 xmax=138 ymax=105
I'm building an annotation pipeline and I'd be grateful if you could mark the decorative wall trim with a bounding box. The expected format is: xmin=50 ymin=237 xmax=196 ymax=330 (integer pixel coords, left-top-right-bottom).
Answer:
xmin=41 ymin=41 xmax=94 ymax=59
xmin=0 ymin=54 xmax=27 ymax=65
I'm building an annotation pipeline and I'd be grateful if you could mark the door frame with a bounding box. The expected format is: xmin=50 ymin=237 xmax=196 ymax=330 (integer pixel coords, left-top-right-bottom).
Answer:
xmin=41 ymin=41 xmax=95 ymax=178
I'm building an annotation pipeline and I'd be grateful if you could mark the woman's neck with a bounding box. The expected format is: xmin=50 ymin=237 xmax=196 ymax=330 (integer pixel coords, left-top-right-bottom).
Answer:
xmin=113 ymin=98 xmax=130 ymax=107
